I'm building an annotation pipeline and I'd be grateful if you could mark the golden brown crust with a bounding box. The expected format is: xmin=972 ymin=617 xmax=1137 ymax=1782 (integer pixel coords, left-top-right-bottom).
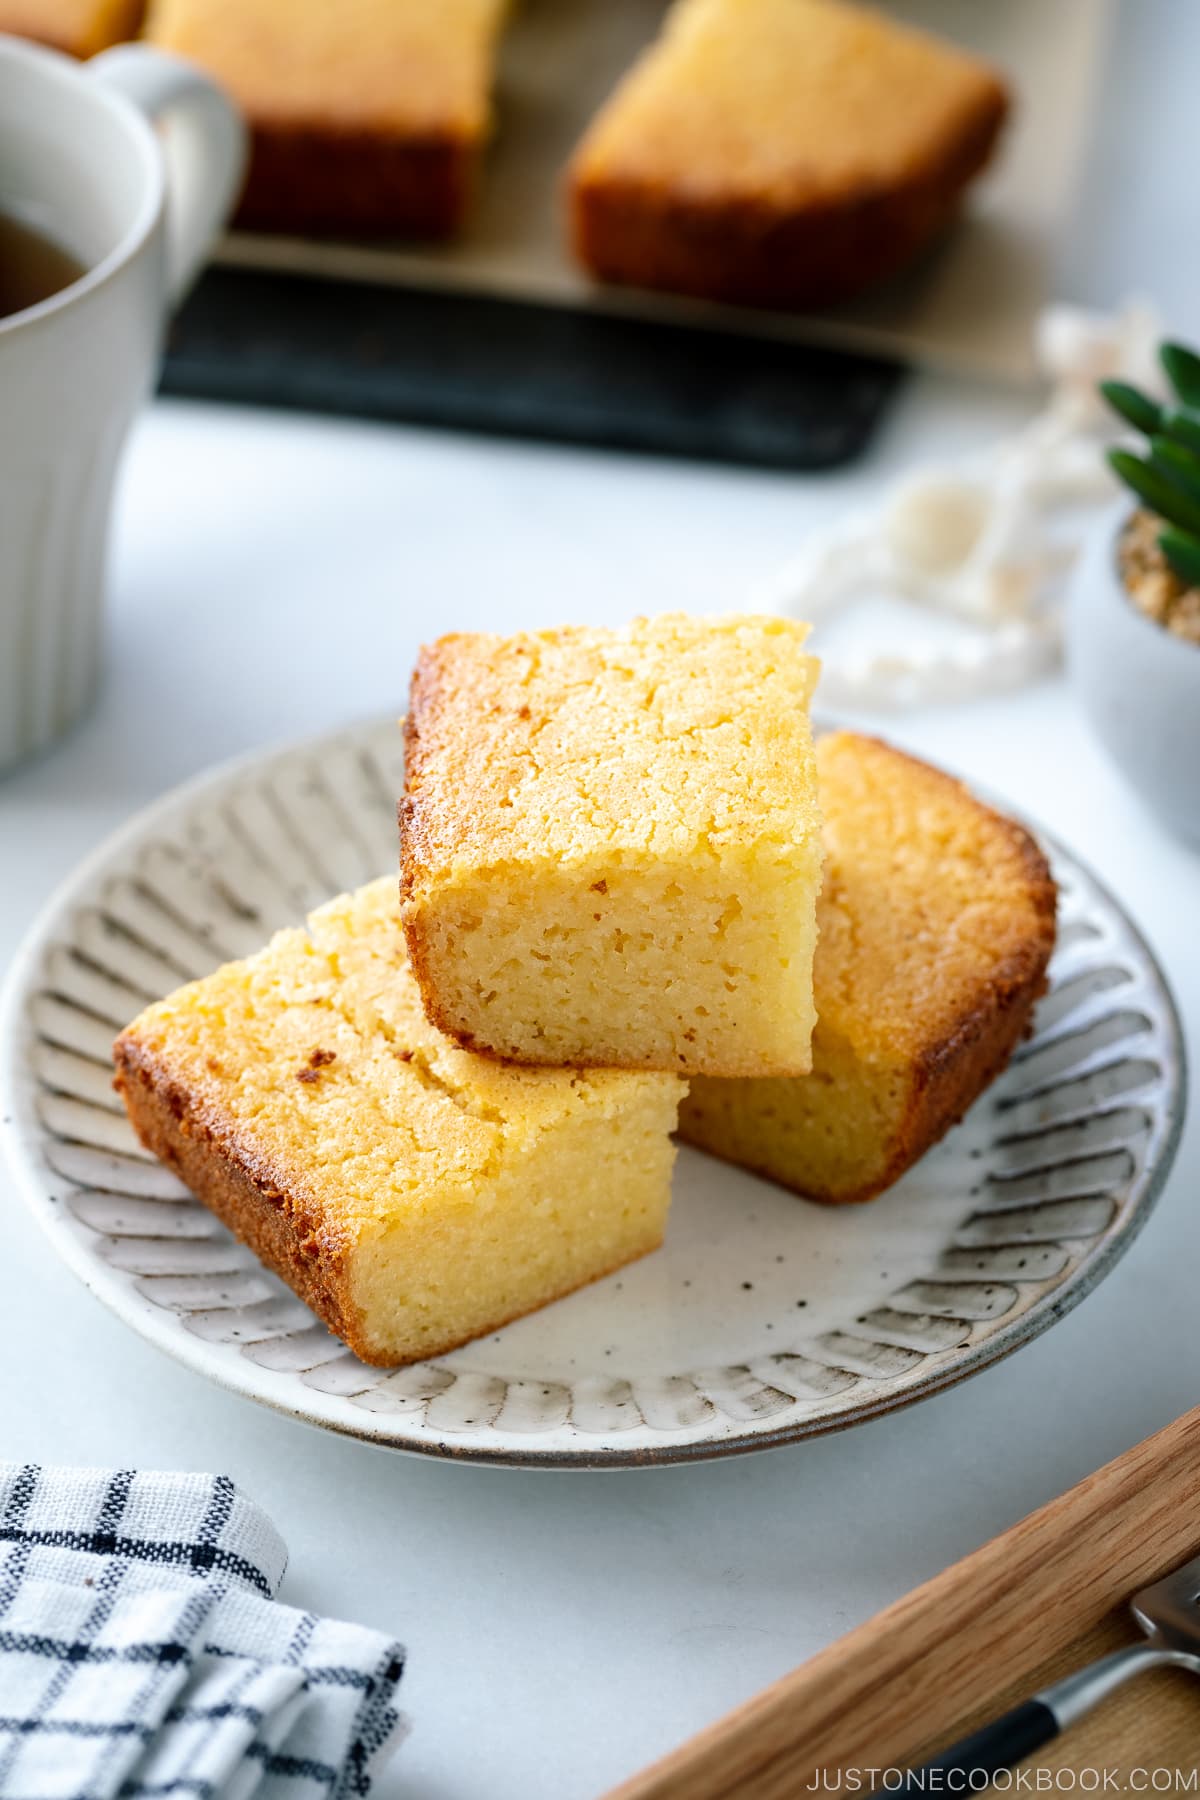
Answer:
xmin=115 ymin=1022 xmax=668 ymax=1367
xmin=234 ymin=125 xmax=474 ymax=239
xmin=677 ymin=732 xmax=1057 ymax=1201
xmin=569 ymin=85 xmax=1007 ymax=309
xmin=398 ymin=655 xmax=440 ymax=1025
xmin=813 ymin=731 xmax=1056 ymax=1053
xmin=877 ymin=932 xmax=1050 ymax=1202
xmin=811 ymin=740 xmax=1055 ymax=1201
xmin=682 ymin=941 xmax=1048 ymax=1205
xmin=114 ymin=1028 xmax=368 ymax=1353
xmin=397 ymin=659 xmax=430 ymax=901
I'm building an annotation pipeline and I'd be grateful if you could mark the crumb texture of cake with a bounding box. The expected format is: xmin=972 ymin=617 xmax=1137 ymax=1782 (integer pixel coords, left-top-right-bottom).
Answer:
xmin=113 ymin=878 xmax=684 ymax=1368
xmin=679 ymin=732 xmax=1057 ymax=1203
xmin=400 ymin=612 xmax=823 ymax=1078
xmin=568 ymin=0 xmax=1009 ymax=308
xmin=0 ymin=0 xmax=142 ymax=55
xmin=143 ymin=0 xmax=510 ymax=237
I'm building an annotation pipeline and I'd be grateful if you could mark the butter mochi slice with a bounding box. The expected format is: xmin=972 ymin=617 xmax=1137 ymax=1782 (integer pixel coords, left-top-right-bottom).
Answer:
xmin=143 ymin=0 xmax=510 ymax=237
xmin=114 ymin=877 xmax=684 ymax=1368
xmin=567 ymin=0 xmax=1009 ymax=308
xmin=679 ymin=732 xmax=1057 ymax=1203
xmin=399 ymin=612 xmax=823 ymax=1077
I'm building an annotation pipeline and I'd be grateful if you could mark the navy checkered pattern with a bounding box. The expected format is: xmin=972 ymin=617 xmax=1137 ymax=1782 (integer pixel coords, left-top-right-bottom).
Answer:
xmin=0 ymin=1467 xmax=405 ymax=1799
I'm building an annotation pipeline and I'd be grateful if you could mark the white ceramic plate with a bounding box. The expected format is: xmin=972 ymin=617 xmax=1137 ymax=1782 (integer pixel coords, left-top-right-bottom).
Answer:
xmin=0 ymin=717 xmax=1185 ymax=1468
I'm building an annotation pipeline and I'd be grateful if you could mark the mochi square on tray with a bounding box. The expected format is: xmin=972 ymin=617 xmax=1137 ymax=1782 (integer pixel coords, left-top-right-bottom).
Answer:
xmin=399 ymin=613 xmax=823 ymax=1076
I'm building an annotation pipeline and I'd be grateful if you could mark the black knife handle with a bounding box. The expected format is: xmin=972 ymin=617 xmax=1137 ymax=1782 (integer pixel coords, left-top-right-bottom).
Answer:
xmin=902 ymin=1699 xmax=1058 ymax=1789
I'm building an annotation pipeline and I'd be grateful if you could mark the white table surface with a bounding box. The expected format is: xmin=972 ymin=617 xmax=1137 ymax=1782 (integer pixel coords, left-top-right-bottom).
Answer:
xmin=2 ymin=4 xmax=1197 ymax=1795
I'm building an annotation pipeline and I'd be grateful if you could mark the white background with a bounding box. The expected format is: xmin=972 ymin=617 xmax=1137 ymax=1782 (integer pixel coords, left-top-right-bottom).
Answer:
xmin=2 ymin=4 xmax=1198 ymax=1795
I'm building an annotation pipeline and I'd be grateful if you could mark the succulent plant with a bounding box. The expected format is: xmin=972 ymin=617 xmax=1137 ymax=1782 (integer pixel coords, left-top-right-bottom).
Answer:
xmin=1102 ymin=341 xmax=1200 ymax=589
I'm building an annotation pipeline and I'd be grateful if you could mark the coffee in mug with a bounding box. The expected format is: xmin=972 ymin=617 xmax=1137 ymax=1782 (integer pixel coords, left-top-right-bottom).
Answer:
xmin=0 ymin=209 xmax=86 ymax=320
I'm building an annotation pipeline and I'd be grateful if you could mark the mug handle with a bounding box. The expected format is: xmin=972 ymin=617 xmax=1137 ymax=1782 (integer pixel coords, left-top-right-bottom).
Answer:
xmin=87 ymin=44 xmax=247 ymax=305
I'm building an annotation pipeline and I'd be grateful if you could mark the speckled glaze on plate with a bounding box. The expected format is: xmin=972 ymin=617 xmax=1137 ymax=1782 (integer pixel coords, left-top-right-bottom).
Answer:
xmin=0 ymin=717 xmax=1186 ymax=1467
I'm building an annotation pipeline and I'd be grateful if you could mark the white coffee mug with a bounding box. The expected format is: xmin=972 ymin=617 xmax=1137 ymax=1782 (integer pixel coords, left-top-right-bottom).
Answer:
xmin=0 ymin=36 xmax=245 ymax=773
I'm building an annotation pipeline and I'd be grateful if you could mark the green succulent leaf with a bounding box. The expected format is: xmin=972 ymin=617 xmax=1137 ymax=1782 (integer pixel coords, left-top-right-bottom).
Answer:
xmin=1149 ymin=434 xmax=1200 ymax=499
xmin=1101 ymin=379 xmax=1165 ymax=435
xmin=1159 ymin=528 xmax=1200 ymax=589
xmin=1161 ymin=342 xmax=1200 ymax=408
xmin=1108 ymin=449 xmax=1200 ymax=536
xmin=1100 ymin=380 xmax=1162 ymax=435
xmin=1162 ymin=407 xmax=1200 ymax=457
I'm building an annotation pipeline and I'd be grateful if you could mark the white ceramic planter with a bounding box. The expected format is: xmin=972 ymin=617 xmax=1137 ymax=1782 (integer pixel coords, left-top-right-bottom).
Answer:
xmin=1067 ymin=507 xmax=1200 ymax=848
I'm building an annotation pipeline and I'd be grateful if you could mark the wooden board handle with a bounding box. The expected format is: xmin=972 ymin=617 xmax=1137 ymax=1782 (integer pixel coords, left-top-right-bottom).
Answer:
xmin=608 ymin=1407 xmax=1200 ymax=1799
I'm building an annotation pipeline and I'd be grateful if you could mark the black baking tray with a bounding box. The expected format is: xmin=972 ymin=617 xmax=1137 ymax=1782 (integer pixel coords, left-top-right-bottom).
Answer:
xmin=161 ymin=264 xmax=904 ymax=470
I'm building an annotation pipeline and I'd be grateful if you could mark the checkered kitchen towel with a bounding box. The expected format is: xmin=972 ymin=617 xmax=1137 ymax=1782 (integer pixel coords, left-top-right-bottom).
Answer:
xmin=0 ymin=1465 xmax=406 ymax=1800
